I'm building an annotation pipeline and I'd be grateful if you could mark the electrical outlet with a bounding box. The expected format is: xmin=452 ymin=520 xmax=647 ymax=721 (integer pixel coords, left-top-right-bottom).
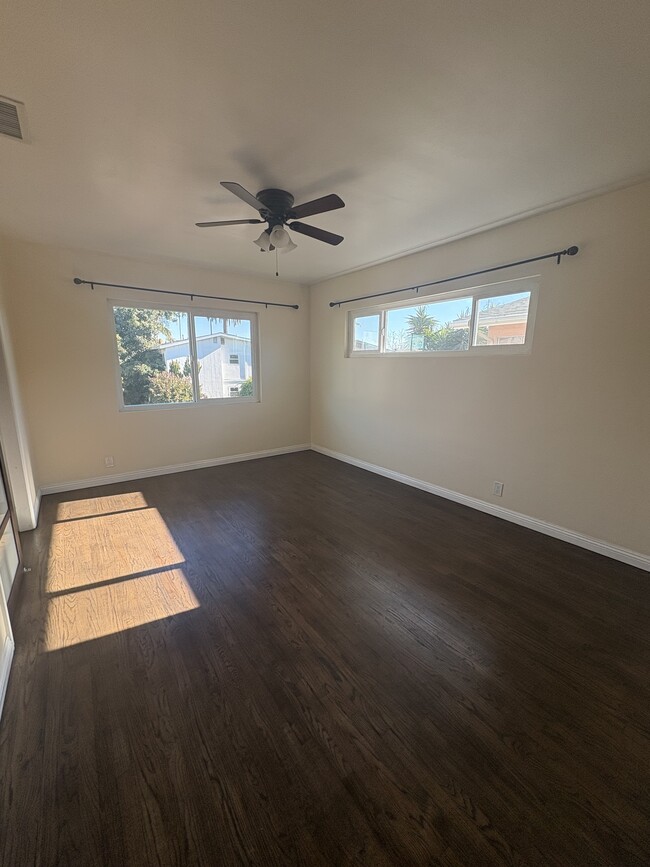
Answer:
xmin=493 ymin=481 xmax=504 ymax=497
xmin=104 ymin=456 xmax=114 ymax=468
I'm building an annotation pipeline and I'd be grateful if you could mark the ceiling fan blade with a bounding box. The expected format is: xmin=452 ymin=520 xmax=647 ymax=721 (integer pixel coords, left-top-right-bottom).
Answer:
xmin=289 ymin=221 xmax=344 ymax=246
xmin=196 ymin=219 xmax=263 ymax=227
xmin=291 ymin=194 xmax=345 ymax=220
xmin=220 ymin=181 xmax=267 ymax=212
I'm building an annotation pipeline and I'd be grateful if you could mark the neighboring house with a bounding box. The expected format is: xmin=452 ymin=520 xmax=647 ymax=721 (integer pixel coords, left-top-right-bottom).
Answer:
xmin=450 ymin=296 xmax=530 ymax=345
xmin=161 ymin=331 xmax=253 ymax=398
xmin=354 ymin=336 xmax=379 ymax=350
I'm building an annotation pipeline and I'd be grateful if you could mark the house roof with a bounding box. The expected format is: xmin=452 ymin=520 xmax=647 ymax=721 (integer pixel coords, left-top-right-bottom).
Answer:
xmin=161 ymin=332 xmax=250 ymax=350
xmin=451 ymin=296 xmax=530 ymax=328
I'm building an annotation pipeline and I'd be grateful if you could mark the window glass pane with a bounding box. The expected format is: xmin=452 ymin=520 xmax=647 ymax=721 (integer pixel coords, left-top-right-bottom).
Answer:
xmin=194 ymin=315 xmax=224 ymax=337
xmin=353 ymin=314 xmax=380 ymax=351
xmin=113 ymin=307 xmax=194 ymax=406
xmin=385 ymin=298 xmax=471 ymax=352
xmin=194 ymin=316 xmax=254 ymax=399
xmin=473 ymin=292 xmax=531 ymax=346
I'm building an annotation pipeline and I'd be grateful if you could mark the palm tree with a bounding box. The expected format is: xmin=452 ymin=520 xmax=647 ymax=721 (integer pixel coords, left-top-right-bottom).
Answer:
xmin=406 ymin=306 xmax=437 ymax=335
xmin=207 ymin=316 xmax=243 ymax=335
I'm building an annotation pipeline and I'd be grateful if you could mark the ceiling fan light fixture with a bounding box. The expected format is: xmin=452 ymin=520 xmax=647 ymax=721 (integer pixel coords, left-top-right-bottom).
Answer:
xmin=269 ymin=225 xmax=293 ymax=249
xmin=253 ymin=229 xmax=273 ymax=252
xmin=282 ymin=237 xmax=297 ymax=254
xmin=269 ymin=225 xmax=297 ymax=254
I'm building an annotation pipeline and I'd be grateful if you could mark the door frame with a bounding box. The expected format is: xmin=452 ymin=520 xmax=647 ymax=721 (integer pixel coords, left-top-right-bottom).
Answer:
xmin=0 ymin=438 xmax=21 ymax=720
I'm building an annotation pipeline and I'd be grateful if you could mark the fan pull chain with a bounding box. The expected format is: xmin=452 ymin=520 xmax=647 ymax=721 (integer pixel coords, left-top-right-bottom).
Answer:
xmin=275 ymin=247 xmax=279 ymax=278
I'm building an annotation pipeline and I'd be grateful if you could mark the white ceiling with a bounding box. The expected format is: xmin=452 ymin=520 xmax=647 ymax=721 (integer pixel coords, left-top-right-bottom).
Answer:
xmin=1 ymin=0 xmax=649 ymax=284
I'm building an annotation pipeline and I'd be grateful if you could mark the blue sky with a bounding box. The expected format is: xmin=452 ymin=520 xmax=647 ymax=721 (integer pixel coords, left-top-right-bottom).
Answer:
xmin=385 ymin=297 xmax=472 ymax=333
xmin=166 ymin=314 xmax=251 ymax=341
xmin=386 ymin=291 xmax=530 ymax=333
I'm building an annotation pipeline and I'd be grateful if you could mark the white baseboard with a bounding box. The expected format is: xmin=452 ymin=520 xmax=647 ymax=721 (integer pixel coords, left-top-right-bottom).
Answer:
xmin=311 ymin=444 xmax=650 ymax=573
xmin=39 ymin=443 xmax=311 ymax=496
xmin=0 ymin=636 xmax=14 ymax=722
xmin=34 ymin=442 xmax=650 ymax=572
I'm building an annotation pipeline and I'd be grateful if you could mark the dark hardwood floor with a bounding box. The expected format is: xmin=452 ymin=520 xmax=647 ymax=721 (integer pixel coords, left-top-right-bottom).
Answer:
xmin=0 ymin=451 xmax=648 ymax=866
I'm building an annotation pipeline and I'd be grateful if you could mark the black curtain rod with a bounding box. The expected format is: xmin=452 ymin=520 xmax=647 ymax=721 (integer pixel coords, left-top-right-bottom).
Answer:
xmin=329 ymin=245 xmax=579 ymax=308
xmin=73 ymin=278 xmax=299 ymax=310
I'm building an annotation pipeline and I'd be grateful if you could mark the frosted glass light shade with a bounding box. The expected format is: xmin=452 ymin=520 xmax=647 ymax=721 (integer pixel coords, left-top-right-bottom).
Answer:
xmin=269 ymin=226 xmax=297 ymax=253
xmin=253 ymin=230 xmax=273 ymax=251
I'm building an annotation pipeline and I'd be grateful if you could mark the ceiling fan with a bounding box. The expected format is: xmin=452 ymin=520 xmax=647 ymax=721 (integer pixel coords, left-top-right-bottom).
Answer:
xmin=196 ymin=182 xmax=345 ymax=255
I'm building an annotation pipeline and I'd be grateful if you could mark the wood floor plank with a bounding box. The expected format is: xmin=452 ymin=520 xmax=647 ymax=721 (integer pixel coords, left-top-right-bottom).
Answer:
xmin=0 ymin=451 xmax=648 ymax=865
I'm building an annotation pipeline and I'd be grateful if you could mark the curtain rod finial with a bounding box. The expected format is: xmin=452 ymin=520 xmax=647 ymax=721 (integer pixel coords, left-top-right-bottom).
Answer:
xmin=566 ymin=245 xmax=579 ymax=256
xmin=73 ymin=277 xmax=83 ymax=285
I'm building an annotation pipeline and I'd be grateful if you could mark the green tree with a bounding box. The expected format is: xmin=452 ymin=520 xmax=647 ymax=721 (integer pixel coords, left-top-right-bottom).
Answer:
xmin=239 ymin=377 xmax=254 ymax=396
xmin=114 ymin=306 xmax=178 ymax=405
xmin=406 ymin=306 xmax=438 ymax=335
xmin=423 ymin=323 xmax=469 ymax=351
xmin=168 ymin=359 xmax=182 ymax=376
xmin=148 ymin=370 xmax=194 ymax=403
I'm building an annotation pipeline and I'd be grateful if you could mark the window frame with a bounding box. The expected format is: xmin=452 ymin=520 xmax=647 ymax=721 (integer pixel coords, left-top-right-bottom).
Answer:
xmin=109 ymin=299 xmax=261 ymax=412
xmin=346 ymin=276 xmax=539 ymax=358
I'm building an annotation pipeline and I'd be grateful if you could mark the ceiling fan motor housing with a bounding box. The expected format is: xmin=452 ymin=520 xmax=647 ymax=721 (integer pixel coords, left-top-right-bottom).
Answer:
xmin=256 ymin=189 xmax=296 ymax=225
xmin=198 ymin=181 xmax=345 ymax=246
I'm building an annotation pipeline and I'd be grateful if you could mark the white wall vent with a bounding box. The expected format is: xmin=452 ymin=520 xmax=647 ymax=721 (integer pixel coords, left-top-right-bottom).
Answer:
xmin=0 ymin=97 xmax=27 ymax=141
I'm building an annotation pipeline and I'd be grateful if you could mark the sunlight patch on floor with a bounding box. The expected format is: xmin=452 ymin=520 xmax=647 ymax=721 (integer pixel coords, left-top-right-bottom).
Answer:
xmin=55 ymin=491 xmax=149 ymax=522
xmin=44 ymin=496 xmax=200 ymax=651
xmin=43 ymin=567 xmax=199 ymax=651
xmin=46 ymin=506 xmax=183 ymax=593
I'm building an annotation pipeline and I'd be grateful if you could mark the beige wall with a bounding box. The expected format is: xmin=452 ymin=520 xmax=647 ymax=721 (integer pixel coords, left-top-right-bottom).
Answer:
xmin=310 ymin=181 xmax=650 ymax=557
xmin=0 ymin=239 xmax=310 ymax=489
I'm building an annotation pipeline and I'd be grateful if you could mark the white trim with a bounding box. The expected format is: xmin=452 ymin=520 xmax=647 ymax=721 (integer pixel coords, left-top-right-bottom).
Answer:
xmin=310 ymin=445 xmax=650 ymax=573
xmin=0 ymin=635 xmax=14 ymax=721
xmin=118 ymin=394 xmax=259 ymax=412
xmin=38 ymin=444 xmax=311 ymax=495
xmin=32 ymin=489 xmax=42 ymax=529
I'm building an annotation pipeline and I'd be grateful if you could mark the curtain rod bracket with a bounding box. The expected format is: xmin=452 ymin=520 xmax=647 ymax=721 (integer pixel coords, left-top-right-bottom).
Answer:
xmin=557 ymin=245 xmax=580 ymax=265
